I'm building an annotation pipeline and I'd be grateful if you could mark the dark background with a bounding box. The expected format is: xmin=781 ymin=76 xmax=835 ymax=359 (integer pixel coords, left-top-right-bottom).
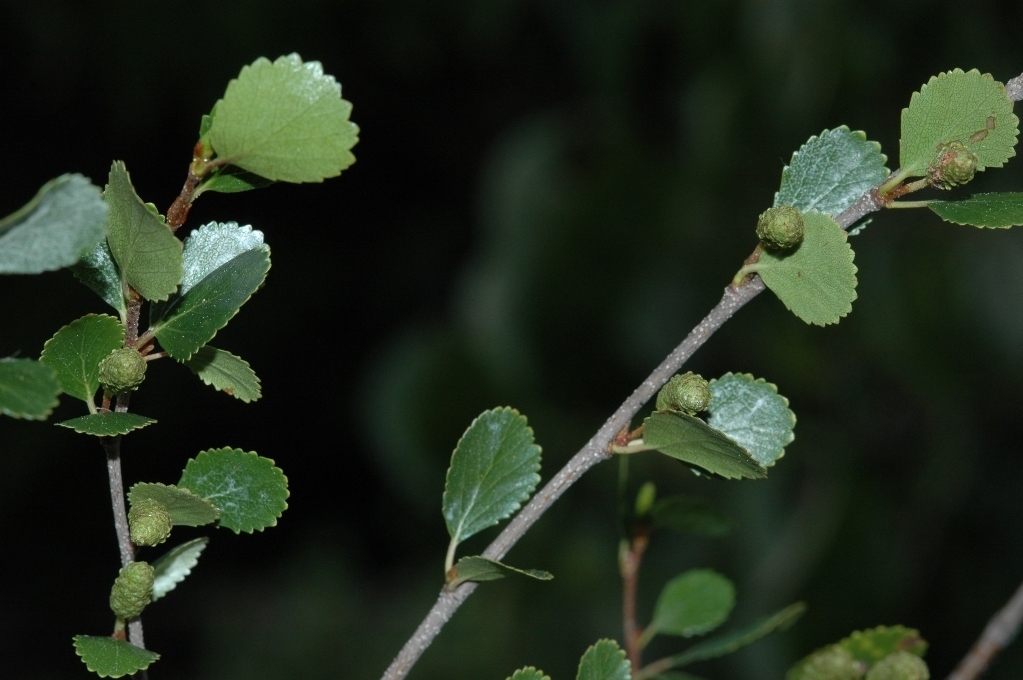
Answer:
xmin=2 ymin=1 xmax=1023 ymax=678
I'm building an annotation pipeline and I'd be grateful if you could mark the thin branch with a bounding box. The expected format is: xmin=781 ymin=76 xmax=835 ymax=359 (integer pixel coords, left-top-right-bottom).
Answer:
xmin=946 ymin=576 xmax=1023 ymax=680
xmin=622 ymin=532 xmax=649 ymax=672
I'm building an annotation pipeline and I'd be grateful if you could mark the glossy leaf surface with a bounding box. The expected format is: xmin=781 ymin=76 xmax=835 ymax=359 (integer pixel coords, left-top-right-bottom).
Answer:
xmin=706 ymin=373 xmax=795 ymax=467
xmin=651 ymin=570 xmax=735 ymax=638
xmin=178 ymin=448 xmax=289 ymax=533
xmin=151 ymin=537 xmax=209 ymax=601
xmin=183 ymin=345 xmax=261 ymax=402
xmin=70 ymin=240 xmax=125 ymax=317
xmin=0 ymin=174 xmax=107 ymax=274
xmin=208 ymin=54 xmax=359 ymax=182
xmin=755 ymin=211 xmax=857 ymax=326
xmin=927 ymin=192 xmax=1023 ymax=228
xmin=447 ymin=556 xmax=553 ymax=589
xmin=128 ymin=483 xmax=221 ymax=527
xmin=576 ymin=639 xmax=631 ymax=680
xmin=58 ymin=412 xmax=155 ymax=436
xmin=73 ymin=636 xmax=159 ymax=678
xmin=40 ymin=314 xmax=124 ymax=403
xmin=775 ymin=127 xmax=888 ymax=217
xmin=0 ymin=358 xmax=61 ymax=419
xmin=443 ymin=407 xmax=542 ymax=544
xmin=642 ymin=412 xmax=765 ymax=480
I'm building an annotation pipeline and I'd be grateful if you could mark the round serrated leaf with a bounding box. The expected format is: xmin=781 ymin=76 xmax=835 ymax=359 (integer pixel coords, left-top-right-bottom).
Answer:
xmin=706 ymin=373 xmax=795 ymax=467
xmin=652 ymin=569 xmax=736 ymax=638
xmin=73 ymin=636 xmax=159 ymax=678
xmin=183 ymin=345 xmax=261 ymax=403
xmin=928 ymin=192 xmax=1023 ymax=228
xmin=576 ymin=639 xmax=631 ymax=680
xmin=442 ymin=407 xmax=542 ymax=545
xmin=40 ymin=314 xmax=124 ymax=404
xmin=151 ymin=537 xmax=208 ymax=601
xmin=128 ymin=483 xmax=221 ymax=527
xmin=178 ymin=448 xmax=289 ymax=533
xmin=0 ymin=358 xmax=61 ymax=419
xmin=57 ymin=412 xmax=155 ymax=436
xmin=642 ymin=411 xmax=765 ymax=480
xmin=208 ymin=54 xmax=359 ymax=183
xmin=753 ymin=211 xmax=857 ymax=326
xmin=509 ymin=668 xmax=551 ymax=680
xmin=775 ymin=127 xmax=889 ymax=217
xmin=900 ymin=69 xmax=1018 ymax=176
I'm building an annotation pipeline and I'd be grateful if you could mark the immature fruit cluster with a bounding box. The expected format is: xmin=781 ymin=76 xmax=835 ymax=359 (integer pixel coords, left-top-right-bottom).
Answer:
xmin=98 ymin=347 xmax=147 ymax=394
xmin=798 ymin=647 xmax=865 ymax=680
xmin=109 ymin=561 xmax=155 ymax=619
xmin=129 ymin=499 xmax=172 ymax=547
xmin=656 ymin=372 xmax=711 ymax=415
xmin=757 ymin=205 xmax=804 ymax=251
xmin=927 ymin=140 xmax=978 ymax=189
xmin=865 ymin=652 xmax=929 ymax=680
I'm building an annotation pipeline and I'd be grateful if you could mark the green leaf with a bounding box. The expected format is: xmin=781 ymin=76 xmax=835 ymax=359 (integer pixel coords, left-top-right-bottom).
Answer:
xmin=650 ymin=569 xmax=735 ymax=638
xmin=641 ymin=412 xmax=766 ymax=480
xmin=667 ymin=602 xmax=807 ymax=668
xmin=753 ymin=211 xmax=857 ymax=326
xmin=57 ymin=412 xmax=156 ymax=436
xmin=70 ymin=239 xmax=126 ymax=317
xmin=198 ymin=166 xmax=276 ymax=194
xmin=775 ymin=127 xmax=888 ymax=217
xmin=836 ymin=626 xmax=927 ymax=665
xmin=0 ymin=174 xmax=107 ymax=274
xmin=151 ymin=537 xmax=209 ymax=601
xmin=183 ymin=345 xmax=261 ymax=402
xmin=706 ymin=373 xmax=796 ymax=468
xmin=0 ymin=358 xmax=61 ymax=419
xmin=447 ymin=555 xmax=553 ymax=589
xmin=178 ymin=448 xmax=289 ymax=534
xmin=442 ymin=407 xmax=542 ymax=545
xmin=103 ymin=161 xmax=184 ymax=302
xmin=208 ymin=53 xmax=359 ymax=183
xmin=39 ymin=314 xmax=124 ymax=404
xmin=651 ymin=495 xmax=735 ymax=537
xmin=73 ymin=636 xmax=159 ymax=678
xmin=128 ymin=483 xmax=221 ymax=527
xmin=927 ymin=192 xmax=1023 ymax=228
xmin=900 ymin=69 xmax=1018 ymax=176
xmin=508 ymin=668 xmax=551 ymax=680
xmin=150 ymin=247 xmax=270 ymax=360
xmin=576 ymin=639 xmax=631 ymax=680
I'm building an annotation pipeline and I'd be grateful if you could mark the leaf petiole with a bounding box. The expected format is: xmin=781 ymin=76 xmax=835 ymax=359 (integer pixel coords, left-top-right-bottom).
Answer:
xmin=611 ymin=439 xmax=654 ymax=455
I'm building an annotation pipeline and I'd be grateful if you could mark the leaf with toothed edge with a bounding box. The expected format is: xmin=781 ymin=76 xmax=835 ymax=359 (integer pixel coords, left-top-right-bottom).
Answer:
xmin=128 ymin=483 xmax=221 ymax=527
xmin=447 ymin=556 xmax=553 ymax=589
xmin=508 ymin=669 xmax=551 ymax=680
xmin=39 ymin=314 xmax=124 ymax=404
xmin=927 ymin=192 xmax=1023 ymax=228
xmin=0 ymin=358 xmax=61 ymax=419
xmin=183 ymin=345 xmax=262 ymax=402
xmin=73 ymin=636 xmax=159 ymax=678
xmin=151 ymin=537 xmax=209 ymax=601
xmin=706 ymin=373 xmax=795 ymax=468
xmin=774 ymin=127 xmax=889 ymax=218
xmin=57 ymin=412 xmax=155 ymax=436
xmin=576 ymin=639 xmax=631 ymax=680
xmin=178 ymin=448 xmax=289 ymax=533
xmin=642 ymin=411 xmax=765 ymax=480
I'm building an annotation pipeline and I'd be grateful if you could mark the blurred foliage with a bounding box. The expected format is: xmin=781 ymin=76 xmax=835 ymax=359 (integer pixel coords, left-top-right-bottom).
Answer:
xmin=2 ymin=0 xmax=1023 ymax=679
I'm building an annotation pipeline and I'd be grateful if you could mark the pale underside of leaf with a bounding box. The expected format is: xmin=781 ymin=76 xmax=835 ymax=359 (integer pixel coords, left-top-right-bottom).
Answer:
xmin=576 ymin=639 xmax=631 ymax=680
xmin=754 ymin=211 xmax=857 ymax=326
xmin=927 ymin=192 xmax=1023 ymax=228
xmin=706 ymin=373 xmax=795 ymax=468
xmin=0 ymin=358 xmax=61 ymax=419
xmin=0 ymin=174 xmax=108 ymax=274
xmin=151 ymin=537 xmax=209 ymax=600
xmin=447 ymin=555 xmax=553 ymax=589
xmin=128 ymin=482 xmax=221 ymax=527
xmin=641 ymin=411 xmax=766 ymax=480
xmin=774 ymin=127 xmax=889 ymax=217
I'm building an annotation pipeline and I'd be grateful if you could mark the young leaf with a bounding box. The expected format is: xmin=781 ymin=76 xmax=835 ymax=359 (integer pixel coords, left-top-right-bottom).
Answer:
xmin=70 ymin=240 xmax=126 ymax=317
xmin=128 ymin=483 xmax=221 ymax=527
xmin=73 ymin=636 xmax=159 ymax=678
xmin=103 ymin=162 xmax=183 ymax=301
xmin=706 ymin=373 xmax=796 ymax=468
xmin=39 ymin=314 xmax=124 ymax=404
xmin=927 ymin=192 xmax=1023 ymax=228
xmin=178 ymin=448 xmax=289 ymax=534
xmin=151 ymin=537 xmax=209 ymax=601
xmin=774 ymin=127 xmax=888 ymax=217
xmin=651 ymin=495 xmax=735 ymax=537
xmin=0 ymin=358 xmax=61 ymax=419
xmin=836 ymin=626 xmax=927 ymax=665
xmin=900 ymin=69 xmax=1018 ymax=176
xmin=641 ymin=412 xmax=766 ymax=480
xmin=446 ymin=555 xmax=553 ymax=589
xmin=665 ymin=602 xmax=807 ymax=668
xmin=753 ymin=211 xmax=857 ymax=326
xmin=197 ymin=166 xmax=275 ymax=194
xmin=150 ymin=247 xmax=271 ymax=360
xmin=442 ymin=408 xmax=542 ymax=546
xmin=576 ymin=639 xmax=631 ymax=680
xmin=508 ymin=668 xmax=551 ymax=680
xmin=0 ymin=174 xmax=107 ymax=274
xmin=183 ymin=345 xmax=261 ymax=402
xmin=208 ymin=54 xmax=359 ymax=183
xmin=650 ymin=570 xmax=736 ymax=638
xmin=57 ymin=412 xmax=156 ymax=436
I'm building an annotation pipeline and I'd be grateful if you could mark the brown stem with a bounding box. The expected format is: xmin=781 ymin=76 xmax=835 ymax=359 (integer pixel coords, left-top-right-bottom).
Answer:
xmin=946 ymin=576 xmax=1023 ymax=680
xmin=124 ymin=288 xmax=142 ymax=347
xmin=622 ymin=532 xmax=649 ymax=672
